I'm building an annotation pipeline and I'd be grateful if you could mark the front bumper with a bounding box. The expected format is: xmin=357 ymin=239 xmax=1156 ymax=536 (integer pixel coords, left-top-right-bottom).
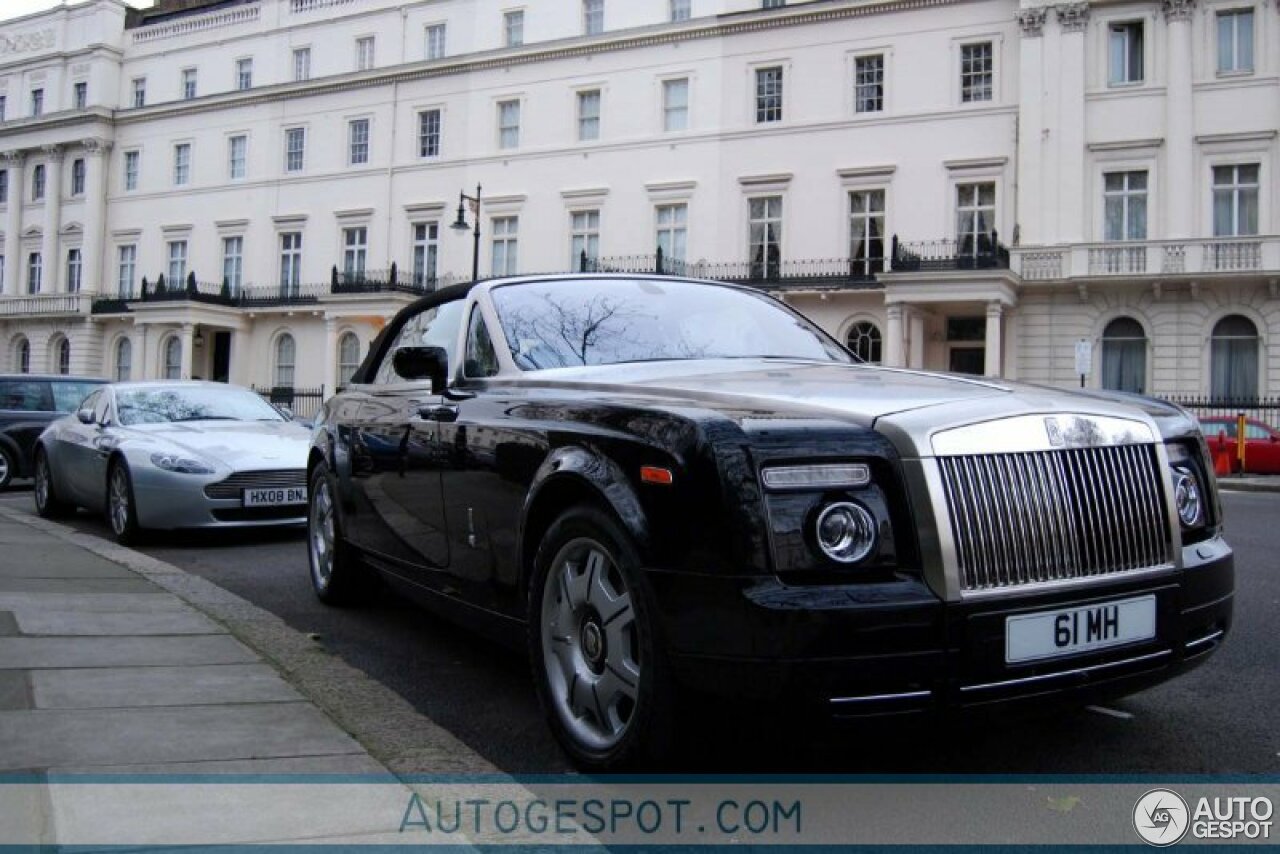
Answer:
xmin=131 ymin=467 xmax=307 ymax=531
xmin=649 ymin=537 xmax=1233 ymax=715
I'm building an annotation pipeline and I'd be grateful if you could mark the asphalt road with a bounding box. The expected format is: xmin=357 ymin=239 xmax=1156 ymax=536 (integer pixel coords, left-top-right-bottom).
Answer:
xmin=2 ymin=485 xmax=1276 ymax=774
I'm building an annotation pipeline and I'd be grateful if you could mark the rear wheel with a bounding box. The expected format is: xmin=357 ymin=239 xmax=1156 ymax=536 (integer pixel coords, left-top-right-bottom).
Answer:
xmin=106 ymin=461 xmax=142 ymax=545
xmin=529 ymin=505 xmax=676 ymax=770
xmin=307 ymin=461 xmax=367 ymax=605
xmin=33 ymin=449 xmax=73 ymax=517
xmin=0 ymin=446 xmax=14 ymax=491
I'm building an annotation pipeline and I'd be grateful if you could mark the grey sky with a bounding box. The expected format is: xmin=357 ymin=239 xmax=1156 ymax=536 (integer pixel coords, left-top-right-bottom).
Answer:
xmin=3 ymin=0 xmax=152 ymax=23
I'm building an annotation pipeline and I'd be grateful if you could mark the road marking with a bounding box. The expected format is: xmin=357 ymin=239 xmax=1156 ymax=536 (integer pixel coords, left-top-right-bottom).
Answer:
xmin=1085 ymin=704 xmax=1133 ymax=720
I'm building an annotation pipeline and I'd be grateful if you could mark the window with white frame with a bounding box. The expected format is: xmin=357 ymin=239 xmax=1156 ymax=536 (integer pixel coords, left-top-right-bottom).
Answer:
xmin=73 ymin=81 xmax=87 ymax=110
xmin=583 ymin=0 xmax=604 ymax=35
xmin=670 ymin=0 xmax=690 ymax=21
xmin=56 ymin=338 xmax=70 ymax=375
xmin=0 ymin=95 xmax=7 ymax=121
xmin=849 ymin=189 xmax=886 ymax=276
xmin=222 ymin=236 xmax=243 ymax=292
xmin=32 ymin=164 xmax=44 ymax=201
xmin=577 ymin=89 xmax=601 ymax=141
xmin=349 ymin=119 xmax=370 ymax=165
xmin=491 ymin=216 xmax=519 ymax=276
xmin=846 ymin=321 xmax=882 ymax=365
xmin=426 ymin=24 xmax=447 ymax=59
xmin=0 ymin=170 xmax=7 ymax=203
xmin=854 ymin=54 xmax=884 ymax=113
xmin=173 ymin=143 xmax=191 ymax=186
xmin=66 ymin=248 xmax=82 ymax=293
xmin=343 ymin=227 xmax=368 ymax=278
xmin=338 ymin=332 xmax=361 ymax=384
xmin=30 ymin=89 xmax=43 ymax=117
xmin=656 ymin=203 xmax=688 ymax=270
xmin=163 ymin=336 xmax=181 ymax=380
xmin=124 ymin=150 xmax=139 ymax=191
xmin=413 ymin=222 xmax=439 ymax=286
xmin=1108 ymin=22 xmax=1144 ymax=85
xmin=236 ymin=58 xmax=253 ymax=90
xmin=293 ymin=48 xmax=311 ymax=82
xmin=504 ymin=11 xmax=524 ymax=47
xmin=663 ymin=78 xmax=689 ymax=131
xmin=27 ymin=252 xmax=42 ymax=294
xmin=181 ymin=68 xmax=197 ymax=100
xmin=1217 ymin=10 xmax=1254 ymax=73
xmin=418 ymin=109 xmax=442 ymax=157
xmin=114 ymin=337 xmax=132 ymax=382
xmin=956 ymin=182 xmax=996 ymax=256
xmin=1212 ymin=164 xmax=1259 ymax=237
xmin=228 ymin=135 xmax=247 ymax=180
xmin=1101 ymin=316 xmax=1147 ymax=394
xmin=132 ymin=77 xmax=146 ymax=108
xmin=1103 ymin=171 xmax=1148 ymax=241
xmin=285 ymin=128 xmax=305 ymax=172
xmin=167 ymin=240 xmax=188 ymax=283
xmin=755 ymin=66 xmax=783 ymax=123
xmin=71 ymin=158 xmax=85 ymax=196
xmin=498 ymin=100 xmax=520 ymax=149
xmin=280 ymin=232 xmax=302 ymax=294
xmin=748 ymin=196 xmax=782 ymax=278
xmin=274 ymin=334 xmax=296 ymax=387
xmin=570 ymin=210 xmax=600 ymax=268
xmin=356 ymin=36 xmax=375 ymax=71
xmin=117 ymin=245 xmax=136 ymax=296
xmin=960 ymin=42 xmax=993 ymax=102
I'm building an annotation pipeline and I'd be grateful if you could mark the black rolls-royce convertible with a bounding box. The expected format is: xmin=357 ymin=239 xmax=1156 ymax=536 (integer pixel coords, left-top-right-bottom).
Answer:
xmin=307 ymin=274 xmax=1233 ymax=768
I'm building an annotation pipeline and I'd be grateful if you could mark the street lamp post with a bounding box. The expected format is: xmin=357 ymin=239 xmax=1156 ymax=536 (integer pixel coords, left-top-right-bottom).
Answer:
xmin=451 ymin=184 xmax=482 ymax=283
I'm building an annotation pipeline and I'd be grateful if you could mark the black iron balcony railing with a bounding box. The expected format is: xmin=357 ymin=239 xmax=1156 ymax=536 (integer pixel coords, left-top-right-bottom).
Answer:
xmin=579 ymin=248 xmax=884 ymax=289
xmin=890 ymin=232 xmax=1010 ymax=272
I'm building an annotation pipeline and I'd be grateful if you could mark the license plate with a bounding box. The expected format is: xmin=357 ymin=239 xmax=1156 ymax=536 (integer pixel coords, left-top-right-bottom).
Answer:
xmin=242 ymin=487 xmax=307 ymax=507
xmin=1005 ymin=595 xmax=1156 ymax=664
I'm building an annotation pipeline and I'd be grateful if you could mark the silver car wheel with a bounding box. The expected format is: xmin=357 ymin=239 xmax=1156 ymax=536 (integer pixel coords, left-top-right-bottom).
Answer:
xmin=540 ymin=537 xmax=641 ymax=753
xmin=33 ymin=454 xmax=49 ymax=508
xmin=0 ymin=450 xmax=11 ymax=487
xmin=309 ymin=478 xmax=335 ymax=589
xmin=109 ymin=466 xmax=131 ymax=536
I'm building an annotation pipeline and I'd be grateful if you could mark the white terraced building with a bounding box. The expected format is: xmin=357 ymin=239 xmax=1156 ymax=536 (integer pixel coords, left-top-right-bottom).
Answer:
xmin=0 ymin=0 xmax=1277 ymax=410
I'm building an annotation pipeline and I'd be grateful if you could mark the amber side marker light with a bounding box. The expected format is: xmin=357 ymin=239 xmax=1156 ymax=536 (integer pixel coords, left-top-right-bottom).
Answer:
xmin=640 ymin=466 xmax=674 ymax=485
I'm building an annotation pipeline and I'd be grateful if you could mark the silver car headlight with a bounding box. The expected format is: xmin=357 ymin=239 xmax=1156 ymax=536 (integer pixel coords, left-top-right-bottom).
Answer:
xmin=150 ymin=453 xmax=215 ymax=475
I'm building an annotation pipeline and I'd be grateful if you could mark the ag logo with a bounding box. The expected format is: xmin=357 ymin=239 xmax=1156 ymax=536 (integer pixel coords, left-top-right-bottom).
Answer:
xmin=1134 ymin=789 xmax=1190 ymax=846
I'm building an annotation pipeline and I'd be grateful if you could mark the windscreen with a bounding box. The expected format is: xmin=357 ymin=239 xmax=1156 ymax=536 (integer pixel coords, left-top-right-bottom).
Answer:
xmin=490 ymin=279 xmax=851 ymax=370
xmin=116 ymin=386 xmax=286 ymax=425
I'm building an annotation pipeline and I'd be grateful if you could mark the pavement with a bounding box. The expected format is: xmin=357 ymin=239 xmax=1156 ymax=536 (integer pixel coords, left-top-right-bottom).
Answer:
xmin=1215 ymin=473 xmax=1280 ymax=493
xmin=0 ymin=504 xmax=497 ymax=847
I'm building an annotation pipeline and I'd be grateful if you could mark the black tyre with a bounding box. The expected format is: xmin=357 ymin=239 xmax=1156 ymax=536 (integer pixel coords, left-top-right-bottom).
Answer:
xmin=0 ymin=446 xmax=15 ymax=491
xmin=528 ymin=505 xmax=676 ymax=770
xmin=106 ymin=459 xmax=143 ymax=545
xmin=307 ymin=461 xmax=368 ymax=605
xmin=33 ymin=448 xmax=73 ymax=518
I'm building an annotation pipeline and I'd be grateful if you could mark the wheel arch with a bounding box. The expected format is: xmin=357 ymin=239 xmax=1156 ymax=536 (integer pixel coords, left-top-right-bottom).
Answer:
xmin=0 ymin=433 xmax=24 ymax=479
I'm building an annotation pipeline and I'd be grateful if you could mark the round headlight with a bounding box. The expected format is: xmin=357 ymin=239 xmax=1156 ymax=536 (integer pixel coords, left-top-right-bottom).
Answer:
xmin=1173 ymin=468 xmax=1204 ymax=528
xmin=813 ymin=501 xmax=878 ymax=564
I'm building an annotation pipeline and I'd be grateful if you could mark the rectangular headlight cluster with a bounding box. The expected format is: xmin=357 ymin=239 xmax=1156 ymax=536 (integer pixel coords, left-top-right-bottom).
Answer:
xmin=761 ymin=463 xmax=871 ymax=491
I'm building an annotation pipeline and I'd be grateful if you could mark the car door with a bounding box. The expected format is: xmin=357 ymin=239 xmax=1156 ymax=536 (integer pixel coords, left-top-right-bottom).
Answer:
xmin=342 ymin=297 xmax=466 ymax=583
xmin=56 ymin=388 xmax=105 ymax=504
xmin=1245 ymin=422 xmax=1280 ymax=474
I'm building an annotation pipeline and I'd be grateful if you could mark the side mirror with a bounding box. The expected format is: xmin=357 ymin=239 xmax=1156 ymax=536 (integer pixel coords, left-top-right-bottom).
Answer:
xmin=393 ymin=346 xmax=450 ymax=395
xmin=76 ymin=408 xmax=96 ymax=425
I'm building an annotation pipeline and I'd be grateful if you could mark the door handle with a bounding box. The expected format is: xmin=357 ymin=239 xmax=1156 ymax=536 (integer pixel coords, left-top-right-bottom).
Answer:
xmin=417 ymin=404 xmax=459 ymax=423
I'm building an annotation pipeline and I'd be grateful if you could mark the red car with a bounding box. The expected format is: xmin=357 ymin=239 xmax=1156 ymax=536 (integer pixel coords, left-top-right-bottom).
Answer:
xmin=1199 ymin=416 xmax=1280 ymax=474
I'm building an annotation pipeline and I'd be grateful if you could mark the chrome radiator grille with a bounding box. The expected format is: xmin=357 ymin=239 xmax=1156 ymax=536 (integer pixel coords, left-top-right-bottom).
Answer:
xmin=204 ymin=469 xmax=306 ymax=500
xmin=938 ymin=445 xmax=1173 ymax=592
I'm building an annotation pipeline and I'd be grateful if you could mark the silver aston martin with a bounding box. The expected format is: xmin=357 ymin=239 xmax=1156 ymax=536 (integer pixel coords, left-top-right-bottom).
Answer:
xmin=32 ymin=381 xmax=312 ymax=543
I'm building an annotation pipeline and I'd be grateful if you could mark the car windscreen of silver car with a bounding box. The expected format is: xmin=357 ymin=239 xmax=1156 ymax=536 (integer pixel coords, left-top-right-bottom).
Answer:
xmin=490 ymin=279 xmax=852 ymax=370
xmin=116 ymin=386 xmax=286 ymax=426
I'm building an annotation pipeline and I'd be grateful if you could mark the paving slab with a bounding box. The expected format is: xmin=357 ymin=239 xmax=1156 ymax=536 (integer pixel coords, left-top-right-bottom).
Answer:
xmin=31 ymin=664 xmax=302 ymax=709
xmin=0 ymin=635 xmax=256 ymax=670
xmin=0 ymin=611 xmax=17 ymax=636
xmin=0 ymin=559 xmax=139 ymax=580
xmin=0 ymin=577 xmax=160 ymax=594
xmin=0 ymin=670 xmax=30 ymax=711
xmin=12 ymin=609 xmax=222 ymax=637
xmin=48 ymin=754 xmax=393 ymax=776
xmin=0 ymin=703 xmax=366 ymax=770
xmin=0 ymin=593 xmax=191 ymax=614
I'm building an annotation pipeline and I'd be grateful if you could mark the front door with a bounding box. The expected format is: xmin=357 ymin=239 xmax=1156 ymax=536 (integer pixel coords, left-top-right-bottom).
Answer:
xmin=212 ymin=332 xmax=231 ymax=383
xmin=949 ymin=347 xmax=985 ymax=375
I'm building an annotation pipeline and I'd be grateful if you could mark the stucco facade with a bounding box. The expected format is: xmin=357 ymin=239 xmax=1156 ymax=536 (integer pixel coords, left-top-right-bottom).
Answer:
xmin=0 ymin=0 xmax=1276 ymax=401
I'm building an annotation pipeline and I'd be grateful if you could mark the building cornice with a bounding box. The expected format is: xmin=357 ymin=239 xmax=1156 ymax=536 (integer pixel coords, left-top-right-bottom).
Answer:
xmin=1087 ymin=138 xmax=1164 ymax=151
xmin=1194 ymin=130 xmax=1277 ymax=146
xmin=1055 ymin=3 xmax=1090 ymax=33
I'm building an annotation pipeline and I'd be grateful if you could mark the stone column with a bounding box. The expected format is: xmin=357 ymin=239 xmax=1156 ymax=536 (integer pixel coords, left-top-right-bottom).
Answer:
xmin=3 ymin=151 xmax=25 ymax=296
xmin=40 ymin=144 xmax=64 ymax=293
xmin=885 ymin=303 xmax=905 ymax=368
xmin=1015 ymin=8 xmax=1048 ymax=245
xmin=138 ymin=324 xmax=152 ymax=380
xmin=80 ymin=139 xmax=112 ymax=295
xmin=1055 ymin=3 xmax=1089 ymax=244
xmin=984 ymin=301 xmax=1004 ymax=377
xmin=180 ymin=323 xmax=195 ymax=380
xmin=323 ymin=316 xmax=339 ymax=394
xmin=908 ymin=308 xmax=925 ymax=370
xmin=1163 ymin=0 xmax=1195 ymax=238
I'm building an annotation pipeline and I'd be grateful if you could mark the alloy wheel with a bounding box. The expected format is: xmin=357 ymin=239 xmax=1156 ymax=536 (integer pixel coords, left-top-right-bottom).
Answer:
xmin=0 ymin=451 xmax=11 ymax=488
xmin=33 ymin=455 xmax=49 ymax=509
xmin=539 ymin=537 xmax=641 ymax=752
xmin=309 ymin=479 xmax=335 ymax=589
xmin=109 ymin=467 xmax=131 ymax=536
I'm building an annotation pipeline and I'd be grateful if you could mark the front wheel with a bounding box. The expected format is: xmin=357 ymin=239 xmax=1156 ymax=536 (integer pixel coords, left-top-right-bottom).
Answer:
xmin=307 ymin=462 xmax=367 ymax=605
xmin=528 ymin=505 xmax=675 ymax=770
xmin=33 ymin=448 xmax=73 ymax=518
xmin=0 ymin=446 xmax=15 ymax=491
xmin=106 ymin=461 xmax=142 ymax=545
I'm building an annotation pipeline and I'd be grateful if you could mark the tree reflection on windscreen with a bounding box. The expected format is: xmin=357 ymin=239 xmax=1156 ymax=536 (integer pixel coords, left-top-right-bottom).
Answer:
xmin=116 ymin=387 xmax=286 ymax=425
xmin=491 ymin=279 xmax=850 ymax=370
